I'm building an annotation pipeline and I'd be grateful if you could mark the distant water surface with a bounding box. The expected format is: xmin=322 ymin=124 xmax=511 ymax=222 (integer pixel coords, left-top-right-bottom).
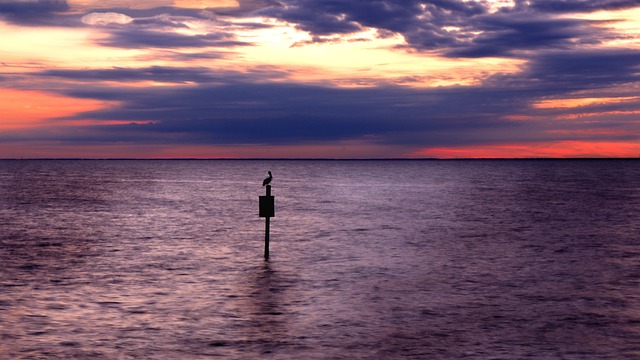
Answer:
xmin=0 ymin=159 xmax=639 ymax=359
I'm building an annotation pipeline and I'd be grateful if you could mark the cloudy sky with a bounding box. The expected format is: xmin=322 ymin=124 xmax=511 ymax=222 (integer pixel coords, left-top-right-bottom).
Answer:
xmin=1 ymin=0 xmax=640 ymax=158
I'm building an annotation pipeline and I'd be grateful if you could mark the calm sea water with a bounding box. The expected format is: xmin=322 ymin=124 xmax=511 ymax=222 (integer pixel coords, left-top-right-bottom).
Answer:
xmin=0 ymin=159 xmax=639 ymax=359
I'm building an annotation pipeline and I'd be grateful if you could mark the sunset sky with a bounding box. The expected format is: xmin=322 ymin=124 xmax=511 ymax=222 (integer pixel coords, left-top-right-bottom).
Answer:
xmin=1 ymin=0 xmax=640 ymax=158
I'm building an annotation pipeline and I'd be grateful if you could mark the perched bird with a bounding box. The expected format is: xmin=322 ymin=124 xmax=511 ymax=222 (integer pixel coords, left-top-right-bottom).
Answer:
xmin=262 ymin=171 xmax=273 ymax=186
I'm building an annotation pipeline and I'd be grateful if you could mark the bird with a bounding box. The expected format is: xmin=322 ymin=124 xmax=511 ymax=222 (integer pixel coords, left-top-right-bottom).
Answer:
xmin=262 ymin=171 xmax=273 ymax=186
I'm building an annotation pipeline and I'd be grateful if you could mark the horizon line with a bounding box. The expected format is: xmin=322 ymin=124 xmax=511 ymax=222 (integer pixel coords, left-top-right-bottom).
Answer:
xmin=2 ymin=157 xmax=640 ymax=161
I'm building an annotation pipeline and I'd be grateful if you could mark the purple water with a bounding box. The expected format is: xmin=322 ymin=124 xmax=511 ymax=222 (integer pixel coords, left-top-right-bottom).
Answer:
xmin=1 ymin=159 xmax=639 ymax=359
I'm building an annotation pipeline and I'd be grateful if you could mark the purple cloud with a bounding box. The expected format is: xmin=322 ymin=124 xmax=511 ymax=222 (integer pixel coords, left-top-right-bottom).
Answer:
xmin=258 ymin=0 xmax=635 ymax=58
xmin=5 ymin=46 xmax=637 ymax=149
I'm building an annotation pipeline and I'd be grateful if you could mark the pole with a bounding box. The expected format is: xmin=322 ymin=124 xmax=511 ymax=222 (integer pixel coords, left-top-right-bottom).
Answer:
xmin=259 ymin=184 xmax=274 ymax=260
xmin=264 ymin=216 xmax=270 ymax=260
xmin=264 ymin=185 xmax=271 ymax=260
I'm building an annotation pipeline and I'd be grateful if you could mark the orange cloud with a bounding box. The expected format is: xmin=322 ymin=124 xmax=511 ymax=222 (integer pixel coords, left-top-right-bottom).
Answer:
xmin=555 ymin=110 xmax=640 ymax=120
xmin=533 ymin=96 xmax=639 ymax=109
xmin=0 ymin=88 xmax=113 ymax=131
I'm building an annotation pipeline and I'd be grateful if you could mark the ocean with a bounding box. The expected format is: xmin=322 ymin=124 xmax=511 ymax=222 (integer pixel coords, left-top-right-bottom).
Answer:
xmin=0 ymin=159 xmax=639 ymax=359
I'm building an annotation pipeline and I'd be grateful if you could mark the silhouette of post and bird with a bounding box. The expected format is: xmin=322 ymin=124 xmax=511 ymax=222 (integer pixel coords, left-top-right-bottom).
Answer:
xmin=259 ymin=171 xmax=275 ymax=260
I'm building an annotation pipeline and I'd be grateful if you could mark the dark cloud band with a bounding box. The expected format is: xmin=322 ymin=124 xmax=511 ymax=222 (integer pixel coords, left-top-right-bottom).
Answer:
xmin=10 ymin=46 xmax=638 ymax=148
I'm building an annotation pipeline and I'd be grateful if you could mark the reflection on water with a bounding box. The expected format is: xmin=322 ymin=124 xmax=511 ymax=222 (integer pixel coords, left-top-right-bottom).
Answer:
xmin=0 ymin=159 xmax=639 ymax=359
xmin=235 ymin=262 xmax=294 ymax=356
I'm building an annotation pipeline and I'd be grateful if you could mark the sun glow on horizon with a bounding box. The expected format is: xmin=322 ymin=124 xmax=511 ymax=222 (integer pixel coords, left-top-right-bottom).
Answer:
xmin=412 ymin=141 xmax=640 ymax=159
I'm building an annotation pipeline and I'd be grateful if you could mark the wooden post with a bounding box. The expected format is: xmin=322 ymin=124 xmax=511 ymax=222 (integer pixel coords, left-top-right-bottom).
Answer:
xmin=259 ymin=185 xmax=275 ymax=260
xmin=264 ymin=215 xmax=270 ymax=260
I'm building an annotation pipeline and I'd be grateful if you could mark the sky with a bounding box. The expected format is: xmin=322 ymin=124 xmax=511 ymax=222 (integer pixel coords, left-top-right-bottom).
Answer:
xmin=1 ymin=0 xmax=640 ymax=158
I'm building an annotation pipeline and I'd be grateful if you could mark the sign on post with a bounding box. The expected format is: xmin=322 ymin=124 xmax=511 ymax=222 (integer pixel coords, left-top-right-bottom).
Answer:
xmin=259 ymin=187 xmax=275 ymax=218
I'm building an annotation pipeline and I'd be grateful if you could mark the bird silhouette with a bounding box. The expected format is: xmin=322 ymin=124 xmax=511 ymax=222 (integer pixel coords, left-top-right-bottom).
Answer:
xmin=262 ymin=171 xmax=273 ymax=186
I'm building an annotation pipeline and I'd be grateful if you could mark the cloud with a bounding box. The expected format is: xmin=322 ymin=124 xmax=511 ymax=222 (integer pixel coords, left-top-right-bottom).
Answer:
xmin=214 ymin=0 xmax=281 ymax=16
xmin=5 ymin=0 xmax=637 ymax=60
xmin=0 ymin=0 xmax=72 ymax=26
xmin=11 ymin=45 xmax=635 ymax=149
xmin=3 ymin=0 xmax=640 ymax=156
xmin=258 ymin=0 xmax=637 ymax=58
xmin=40 ymin=66 xmax=220 ymax=83
xmin=81 ymin=12 xmax=132 ymax=25
xmin=522 ymin=49 xmax=640 ymax=90
xmin=76 ymin=8 xmax=258 ymax=49
xmin=443 ymin=14 xmax=601 ymax=58
xmin=138 ymin=50 xmax=234 ymax=61
xmin=529 ymin=0 xmax=640 ymax=13
xmin=22 ymin=79 xmax=512 ymax=146
xmin=97 ymin=28 xmax=250 ymax=48
xmin=37 ymin=65 xmax=290 ymax=84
